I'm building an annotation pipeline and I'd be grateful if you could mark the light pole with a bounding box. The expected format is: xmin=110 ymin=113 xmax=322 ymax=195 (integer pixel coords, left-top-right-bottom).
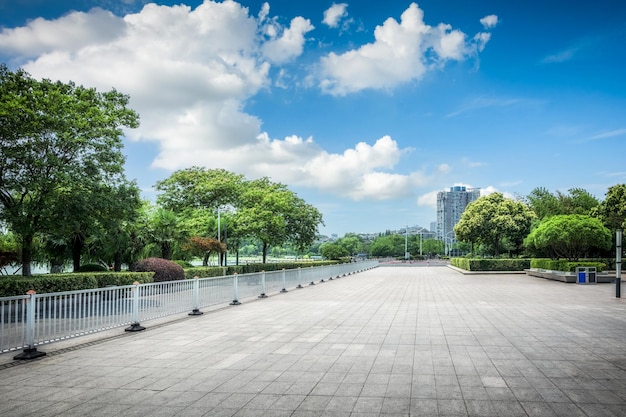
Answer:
xmin=445 ymin=231 xmax=455 ymax=257
xmin=405 ymin=225 xmax=409 ymax=260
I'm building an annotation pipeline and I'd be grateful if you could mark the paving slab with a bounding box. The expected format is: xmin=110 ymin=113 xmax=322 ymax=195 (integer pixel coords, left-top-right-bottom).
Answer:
xmin=2 ymin=266 xmax=626 ymax=416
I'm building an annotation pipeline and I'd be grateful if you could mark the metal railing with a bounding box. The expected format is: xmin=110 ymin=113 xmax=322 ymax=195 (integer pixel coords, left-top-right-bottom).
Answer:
xmin=1 ymin=261 xmax=378 ymax=359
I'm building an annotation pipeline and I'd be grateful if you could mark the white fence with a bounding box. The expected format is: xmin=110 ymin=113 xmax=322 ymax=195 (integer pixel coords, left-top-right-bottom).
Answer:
xmin=1 ymin=261 xmax=378 ymax=359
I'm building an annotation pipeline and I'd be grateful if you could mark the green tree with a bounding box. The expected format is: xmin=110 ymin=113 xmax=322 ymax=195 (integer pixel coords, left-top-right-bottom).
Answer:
xmin=527 ymin=187 xmax=599 ymax=219
xmin=0 ymin=65 xmax=139 ymax=275
xmin=595 ymin=184 xmax=626 ymax=232
xmin=320 ymin=242 xmax=349 ymax=260
xmin=235 ymin=178 xmax=322 ymax=263
xmin=525 ymin=214 xmax=611 ymax=260
xmin=455 ymin=193 xmax=535 ymax=257
xmin=155 ymin=167 xmax=244 ymax=211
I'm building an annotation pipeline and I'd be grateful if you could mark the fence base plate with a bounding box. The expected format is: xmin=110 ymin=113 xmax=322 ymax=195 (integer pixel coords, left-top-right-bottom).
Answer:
xmin=14 ymin=348 xmax=46 ymax=360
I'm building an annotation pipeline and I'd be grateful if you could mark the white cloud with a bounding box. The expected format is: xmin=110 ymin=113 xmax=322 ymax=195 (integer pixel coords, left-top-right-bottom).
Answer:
xmin=417 ymin=190 xmax=439 ymax=209
xmin=261 ymin=16 xmax=314 ymax=64
xmin=588 ymin=128 xmax=626 ymax=140
xmin=317 ymin=3 xmax=492 ymax=95
xmin=0 ymin=8 xmax=125 ymax=57
xmin=480 ymin=15 xmax=498 ymax=29
xmin=0 ymin=1 xmax=453 ymax=202
xmin=323 ymin=3 xmax=349 ymax=28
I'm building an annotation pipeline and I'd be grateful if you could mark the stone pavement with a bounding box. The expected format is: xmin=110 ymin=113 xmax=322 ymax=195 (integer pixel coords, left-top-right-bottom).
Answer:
xmin=2 ymin=266 xmax=626 ymax=416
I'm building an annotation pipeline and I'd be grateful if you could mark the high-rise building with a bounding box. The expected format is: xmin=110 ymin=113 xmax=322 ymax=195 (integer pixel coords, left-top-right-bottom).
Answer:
xmin=436 ymin=186 xmax=480 ymax=242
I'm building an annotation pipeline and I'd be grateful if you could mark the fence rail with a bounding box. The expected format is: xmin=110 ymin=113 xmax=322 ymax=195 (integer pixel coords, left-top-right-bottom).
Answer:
xmin=1 ymin=261 xmax=378 ymax=359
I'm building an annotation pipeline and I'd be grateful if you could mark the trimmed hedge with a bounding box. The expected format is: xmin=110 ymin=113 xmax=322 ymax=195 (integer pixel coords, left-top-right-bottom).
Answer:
xmin=450 ymin=258 xmax=531 ymax=271
xmin=0 ymin=260 xmax=342 ymax=297
xmin=0 ymin=272 xmax=154 ymax=297
xmin=184 ymin=261 xmax=340 ymax=279
xmin=530 ymin=259 xmax=606 ymax=272
xmin=131 ymin=258 xmax=185 ymax=282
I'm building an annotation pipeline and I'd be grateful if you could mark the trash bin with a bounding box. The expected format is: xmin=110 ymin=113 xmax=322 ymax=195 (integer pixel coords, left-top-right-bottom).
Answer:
xmin=576 ymin=267 xmax=597 ymax=284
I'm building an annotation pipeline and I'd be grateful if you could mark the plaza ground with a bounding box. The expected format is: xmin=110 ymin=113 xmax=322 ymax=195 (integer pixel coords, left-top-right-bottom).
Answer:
xmin=1 ymin=266 xmax=626 ymax=416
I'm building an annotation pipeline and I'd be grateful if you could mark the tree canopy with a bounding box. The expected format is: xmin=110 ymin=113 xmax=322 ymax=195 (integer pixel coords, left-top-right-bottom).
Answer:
xmin=526 ymin=187 xmax=599 ymax=219
xmin=0 ymin=65 xmax=139 ymax=275
xmin=525 ymin=214 xmax=611 ymax=260
xmin=155 ymin=170 xmax=323 ymax=264
xmin=595 ymin=183 xmax=626 ymax=232
xmin=455 ymin=193 xmax=535 ymax=256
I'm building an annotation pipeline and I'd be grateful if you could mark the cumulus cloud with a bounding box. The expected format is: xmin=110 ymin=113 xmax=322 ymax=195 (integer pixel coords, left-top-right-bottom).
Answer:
xmin=480 ymin=14 xmax=498 ymax=29
xmin=318 ymin=3 xmax=494 ymax=95
xmin=323 ymin=3 xmax=348 ymax=28
xmin=0 ymin=8 xmax=125 ymax=57
xmin=261 ymin=16 xmax=315 ymax=64
xmin=0 ymin=1 xmax=491 ymax=202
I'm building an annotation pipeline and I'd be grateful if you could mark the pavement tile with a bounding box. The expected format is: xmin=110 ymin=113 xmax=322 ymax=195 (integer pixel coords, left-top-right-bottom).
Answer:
xmin=3 ymin=266 xmax=626 ymax=417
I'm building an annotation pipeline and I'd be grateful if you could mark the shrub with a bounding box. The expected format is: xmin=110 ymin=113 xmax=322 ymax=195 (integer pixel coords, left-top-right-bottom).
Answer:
xmin=79 ymin=263 xmax=108 ymax=272
xmin=173 ymin=260 xmax=194 ymax=268
xmin=450 ymin=258 xmax=530 ymax=271
xmin=530 ymin=258 xmax=606 ymax=272
xmin=131 ymin=257 xmax=185 ymax=282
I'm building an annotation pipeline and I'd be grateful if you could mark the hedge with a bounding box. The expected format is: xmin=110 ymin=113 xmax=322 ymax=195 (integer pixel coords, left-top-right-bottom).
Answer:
xmin=530 ymin=259 xmax=607 ymax=272
xmin=0 ymin=272 xmax=154 ymax=297
xmin=184 ymin=261 xmax=340 ymax=278
xmin=0 ymin=261 xmax=342 ymax=297
xmin=450 ymin=258 xmax=531 ymax=271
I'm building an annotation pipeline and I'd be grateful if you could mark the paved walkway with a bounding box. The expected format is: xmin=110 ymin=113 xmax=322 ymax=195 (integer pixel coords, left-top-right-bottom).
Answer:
xmin=2 ymin=266 xmax=626 ymax=416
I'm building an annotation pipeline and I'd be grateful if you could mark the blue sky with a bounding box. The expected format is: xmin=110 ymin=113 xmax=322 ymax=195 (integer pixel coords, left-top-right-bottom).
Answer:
xmin=1 ymin=0 xmax=625 ymax=236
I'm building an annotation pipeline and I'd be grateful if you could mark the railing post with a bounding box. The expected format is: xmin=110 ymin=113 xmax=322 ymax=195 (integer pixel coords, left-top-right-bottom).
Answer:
xmin=125 ymin=281 xmax=145 ymax=332
xmin=280 ymin=268 xmax=288 ymax=293
xmin=14 ymin=290 xmax=46 ymax=360
xmin=259 ymin=270 xmax=268 ymax=298
xmin=309 ymin=266 xmax=316 ymax=286
xmin=296 ymin=267 xmax=303 ymax=288
xmin=189 ymin=276 xmax=204 ymax=316
xmin=230 ymin=273 xmax=241 ymax=305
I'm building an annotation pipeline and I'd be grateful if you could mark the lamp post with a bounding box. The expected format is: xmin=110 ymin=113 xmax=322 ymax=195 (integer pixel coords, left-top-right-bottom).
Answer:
xmin=617 ymin=230 xmax=622 ymax=298
xmin=445 ymin=231 xmax=455 ymax=257
xmin=404 ymin=225 xmax=409 ymax=260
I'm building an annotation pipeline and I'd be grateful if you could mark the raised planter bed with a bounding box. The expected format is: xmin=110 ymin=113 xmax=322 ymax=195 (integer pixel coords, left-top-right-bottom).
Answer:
xmin=525 ymin=268 xmax=614 ymax=283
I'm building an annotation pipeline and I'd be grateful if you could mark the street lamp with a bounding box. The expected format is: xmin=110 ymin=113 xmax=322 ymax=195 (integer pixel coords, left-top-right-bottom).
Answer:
xmin=404 ymin=225 xmax=409 ymax=260
xmin=445 ymin=230 xmax=455 ymax=257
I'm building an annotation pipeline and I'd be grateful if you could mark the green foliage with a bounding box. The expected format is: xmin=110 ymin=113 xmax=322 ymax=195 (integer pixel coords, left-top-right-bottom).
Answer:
xmin=131 ymin=257 xmax=185 ymax=282
xmin=530 ymin=258 xmax=606 ymax=272
xmin=525 ymin=215 xmax=611 ymax=261
xmin=450 ymin=258 xmax=530 ymax=271
xmin=0 ymin=272 xmax=154 ymax=297
xmin=320 ymin=242 xmax=350 ymax=260
xmin=79 ymin=263 xmax=108 ymax=272
xmin=527 ymin=187 xmax=599 ymax=219
xmin=455 ymin=193 xmax=536 ymax=256
xmin=595 ymin=184 xmax=626 ymax=231
xmin=173 ymin=260 xmax=194 ymax=268
xmin=0 ymin=65 xmax=139 ymax=276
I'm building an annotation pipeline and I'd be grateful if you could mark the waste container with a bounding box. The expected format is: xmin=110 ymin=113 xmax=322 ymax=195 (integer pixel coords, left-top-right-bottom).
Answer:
xmin=576 ymin=267 xmax=597 ymax=284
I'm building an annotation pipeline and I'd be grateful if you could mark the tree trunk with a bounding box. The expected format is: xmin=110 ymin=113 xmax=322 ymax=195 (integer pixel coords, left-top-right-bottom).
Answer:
xmin=21 ymin=234 xmax=33 ymax=277
xmin=161 ymin=242 xmax=172 ymax=260
xmin=72 ymin=235 xmax=83 ymax=272
xmin=203 ymin=252 xmax=209 ymax=266
xmin=113 ymin=251 xmax=122 ymax=272
xmin=262 ymin=242 xmax=268 ymax=264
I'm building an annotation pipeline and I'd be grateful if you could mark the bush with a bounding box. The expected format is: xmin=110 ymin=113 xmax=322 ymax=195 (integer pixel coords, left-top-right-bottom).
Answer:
xmin=530 ymin=258 xmax=606 ymax=272
xmin=173 ymin=260 xmax=194 ymax=268
xmin=131 ymin=257 xmax=185 ymax=282
xmin=450 ymin=258 xmax=530 ymax=271
xmin=79 ymin=263 xmax=108 ymax=272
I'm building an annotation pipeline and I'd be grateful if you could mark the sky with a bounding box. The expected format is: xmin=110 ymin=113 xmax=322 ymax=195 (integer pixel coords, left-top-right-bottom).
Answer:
xmin=1 ymin=0 xmax=625 ymax=236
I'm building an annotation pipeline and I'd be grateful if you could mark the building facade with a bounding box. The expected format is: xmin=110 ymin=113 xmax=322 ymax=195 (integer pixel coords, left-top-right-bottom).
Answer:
xmin=436 ymin=186 xmax=480 ymax=242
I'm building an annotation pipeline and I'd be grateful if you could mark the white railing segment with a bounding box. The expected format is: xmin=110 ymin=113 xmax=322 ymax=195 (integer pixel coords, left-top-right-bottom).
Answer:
xmin=1 ymin=261 xmax=378 ymax=357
